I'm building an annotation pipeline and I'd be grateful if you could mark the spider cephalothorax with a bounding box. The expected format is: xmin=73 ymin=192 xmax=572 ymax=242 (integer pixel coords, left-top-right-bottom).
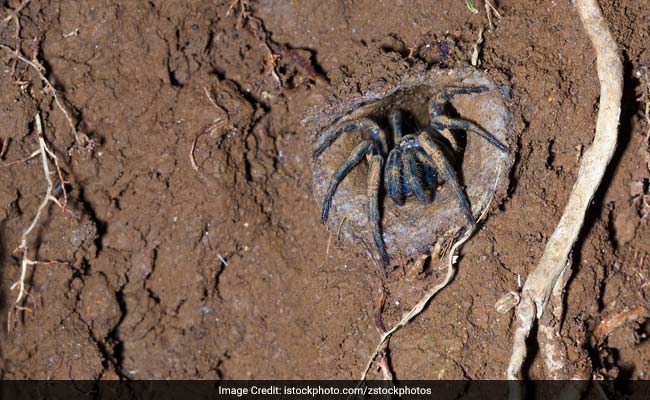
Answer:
xmin=313 ymin=86 xmax=509 ymax=266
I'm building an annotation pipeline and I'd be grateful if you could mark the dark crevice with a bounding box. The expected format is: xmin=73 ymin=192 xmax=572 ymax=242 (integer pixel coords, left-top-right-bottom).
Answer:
xmin=106 ymin=286 xmax=128 ymax=378
xmin=76 ymin=185 xmax=106 ymax=255
xmin=210 ymin=68 xmax=269 ymax=113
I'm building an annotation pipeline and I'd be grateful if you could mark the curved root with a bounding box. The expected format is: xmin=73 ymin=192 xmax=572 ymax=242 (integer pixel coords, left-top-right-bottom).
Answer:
xmin=506 ymin=0 xmax=623 ymax=388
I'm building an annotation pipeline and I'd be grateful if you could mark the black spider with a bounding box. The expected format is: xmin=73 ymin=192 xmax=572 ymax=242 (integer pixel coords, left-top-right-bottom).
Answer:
xmin=312 ymin=86 xmax=509 ymax=266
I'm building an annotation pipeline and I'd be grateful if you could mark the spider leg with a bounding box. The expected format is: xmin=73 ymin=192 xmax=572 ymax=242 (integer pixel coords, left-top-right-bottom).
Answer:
xmin=402 ymin=148 xmax=428 ymax=203
xmin=430 ymin=114 xmax=508 ymax=153
xmin=384 ymin=148 xmax=404 ymax=205
xmin=388 ymin=109 xmax=404 ymax=144
xmin=362 ymin=118 xmax=389 ymax=156
xmin=436 ymin=127 xmax=461 ymax=155
xmin=415 ymin=148 xmax=439 ymax=189
xmin=321 ymin=141 xmax=375 ymax=223
xmin=313 ymin=118 xmax=388 ymax=159
xmin=367 ymin=151 xmax=389 ymax=266
xmin=430 ymin=86 xmax=489 ymax=116
xmin=417 ymin=132 xmax=476 ymax=225
xmin=313 ymin=121 xmax=362 ymax=159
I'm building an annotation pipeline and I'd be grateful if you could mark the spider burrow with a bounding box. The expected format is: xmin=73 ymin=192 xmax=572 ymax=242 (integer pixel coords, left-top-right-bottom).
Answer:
xmin=313 ymin=86 xmax=509 ymax=266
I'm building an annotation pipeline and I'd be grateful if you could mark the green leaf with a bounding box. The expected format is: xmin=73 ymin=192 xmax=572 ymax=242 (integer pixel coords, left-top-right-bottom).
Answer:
xmin=466 ymin=0 xmax=479 ymax=14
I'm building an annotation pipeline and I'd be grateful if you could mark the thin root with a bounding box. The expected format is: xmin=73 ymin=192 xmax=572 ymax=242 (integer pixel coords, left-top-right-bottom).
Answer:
xmin=0 ymin=137 xmax=9 ymax=159
xmin=8 ymin=113 xmax=67 ymax=332
xmin=594 ymin=306 xmax=648 ymax=338
xmin=190 ymin=87 xmax=227 ymax=171
xmin=0 ymin=0 xmax=31 ymax=26
xmin=359 ymin=164 xmax=502 ymax=381
xmin=226 ymin=0 xmax=281 ymax=86
xmin=373 ymin=288 xmax=394 ymax=381
xmin=0 ymin=44 xmax=95 ymax=151
xmin=485 ymin=0 xmax=502 ymax=31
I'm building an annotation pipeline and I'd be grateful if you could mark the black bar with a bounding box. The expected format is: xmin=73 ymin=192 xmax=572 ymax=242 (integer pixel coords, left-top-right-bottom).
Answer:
xmin=1 ymin=380 xmax=649 ymax=400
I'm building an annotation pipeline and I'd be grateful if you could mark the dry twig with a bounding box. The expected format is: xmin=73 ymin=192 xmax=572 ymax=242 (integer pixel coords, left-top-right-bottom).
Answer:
xmin=506 ymin=0 xmax=622 ymax=390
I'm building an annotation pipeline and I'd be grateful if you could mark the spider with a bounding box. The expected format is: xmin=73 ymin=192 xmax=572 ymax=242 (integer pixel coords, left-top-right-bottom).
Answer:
xmin=312 ymin=86 xmax=509 ymax=266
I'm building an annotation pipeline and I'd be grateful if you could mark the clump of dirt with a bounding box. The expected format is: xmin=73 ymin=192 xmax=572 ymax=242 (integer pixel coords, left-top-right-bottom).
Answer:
xmin=0 ymin=0 xmax=649 ymax=383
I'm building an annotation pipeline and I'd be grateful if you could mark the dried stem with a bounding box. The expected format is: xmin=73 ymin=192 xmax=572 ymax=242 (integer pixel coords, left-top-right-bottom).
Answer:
xmin=507 ymin=0 xmax=622 ymax=388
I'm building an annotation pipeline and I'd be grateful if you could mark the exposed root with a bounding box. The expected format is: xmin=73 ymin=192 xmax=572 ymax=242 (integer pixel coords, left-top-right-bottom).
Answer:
xmin=2 ymin=148 xmax=40 ymax=168
xmin=360 ymin=231 xmax=467 ymax=381
xmin=226 ymin=0 xmax=281 ymax=85
xmin=0 ymin=0 xmax=31 ymax=27
xmin=594 ymin=306 xmax=649 ymax=339
xmin=189 ymin=133 xmax=205 ymax=171
xmin=0 ymin=44 xmax=95 ymax=152
xmin=359 ymin=164 xmax=502 ymax=381
xmin=7 ymin=113 xmax=68 ymax=332
xmin=190 ymin=87 xmax=228 ymax=171
xmin=0 ymin=137 xmax=9 ymax=159
xmin=506 ymin=0 xmax=622 ymax=388
xmin=537 ymin=262 xmax=574 ymax=379
xmin=226 ymin=0 xmax=327 ymax=89
xmin=373 ymin=288 xmax=394 ymax=381
xmin=636 ymin=64 xmax=650 ymax=173
xmin=495 ymin=291 xmax=520 ymax=313
xmin=485 ymin=1 xmax=502 ymax=32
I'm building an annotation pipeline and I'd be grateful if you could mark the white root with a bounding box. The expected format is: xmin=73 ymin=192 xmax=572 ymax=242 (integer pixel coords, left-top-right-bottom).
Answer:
xmin=538 ymin=262 xmax=573 ymax=378
xmin=359 ymin=231 xmax=467 ymax=382
xmin=359 ymin=164 xmax=503 ymax=381
xmin=507 ymin=0 xmax=622 ymax=387
xmin=0 ymin=44 xmax=93 ymax=150
xmin=8 ymin=113 xmax=66 ymax=331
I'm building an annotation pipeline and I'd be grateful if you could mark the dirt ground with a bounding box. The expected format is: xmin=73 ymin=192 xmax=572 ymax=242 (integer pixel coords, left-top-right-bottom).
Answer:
xmin=0 ymin=0 xmax=649 ymax=381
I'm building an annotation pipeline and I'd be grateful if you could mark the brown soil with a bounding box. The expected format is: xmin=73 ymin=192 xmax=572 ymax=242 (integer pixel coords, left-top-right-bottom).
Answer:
xmin=0 ymin=0 xmax=649 ymax=380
